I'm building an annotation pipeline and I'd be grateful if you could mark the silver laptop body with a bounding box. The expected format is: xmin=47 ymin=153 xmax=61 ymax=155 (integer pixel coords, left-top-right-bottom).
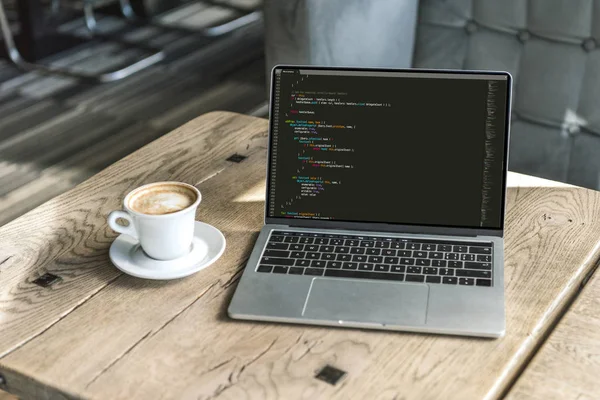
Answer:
xmin=229 ymin=66 xmax=512 ymax=338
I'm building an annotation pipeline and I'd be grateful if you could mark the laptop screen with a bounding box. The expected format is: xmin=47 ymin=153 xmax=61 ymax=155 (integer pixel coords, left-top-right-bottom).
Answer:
xmin=267 ymin=66 xmax=510 ymax=230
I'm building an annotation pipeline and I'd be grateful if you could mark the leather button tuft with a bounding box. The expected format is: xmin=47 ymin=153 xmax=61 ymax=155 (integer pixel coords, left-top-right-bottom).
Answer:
xmin=517 ymin=30 xmax=530 ymax=42
xmin=465 ymin=20 xmax=478 ymax=34
xmin=583 ymin=38 xmax=596 ymax=51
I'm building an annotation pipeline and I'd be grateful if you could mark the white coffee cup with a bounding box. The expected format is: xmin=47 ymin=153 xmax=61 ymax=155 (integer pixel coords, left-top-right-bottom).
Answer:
xmin=108 ymin=182 xmax=201 ymax=260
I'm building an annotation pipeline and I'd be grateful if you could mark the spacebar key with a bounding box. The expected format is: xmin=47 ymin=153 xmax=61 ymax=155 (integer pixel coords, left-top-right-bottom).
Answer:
xmin=261 ymin=257 xmax=294 ymax=266
xmin=325 ymin=269 xmax=404 ymax=281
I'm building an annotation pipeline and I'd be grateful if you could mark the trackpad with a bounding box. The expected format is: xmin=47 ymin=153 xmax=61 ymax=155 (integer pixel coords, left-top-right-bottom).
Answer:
xmin=303 ymin=278 xmax=428 ymax=325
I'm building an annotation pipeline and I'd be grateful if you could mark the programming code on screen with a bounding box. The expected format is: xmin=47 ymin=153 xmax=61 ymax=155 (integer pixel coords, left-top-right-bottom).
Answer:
xmin=268 ymin=68 xmax=508 ymax=229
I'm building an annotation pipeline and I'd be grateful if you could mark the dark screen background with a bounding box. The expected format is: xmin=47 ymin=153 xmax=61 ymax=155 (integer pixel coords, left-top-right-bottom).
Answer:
xmin=268 ymin=68 xmax=508 ymax=229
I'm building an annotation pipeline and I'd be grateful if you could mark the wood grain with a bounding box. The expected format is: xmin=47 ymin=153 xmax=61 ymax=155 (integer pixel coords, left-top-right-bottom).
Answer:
xmin=2 ymin=112 xmax=600 ymax=400
xmin=0 ymin=389 xmax=17 ymax=400
xmin=506 ymin=261 xmax=600 ymax=399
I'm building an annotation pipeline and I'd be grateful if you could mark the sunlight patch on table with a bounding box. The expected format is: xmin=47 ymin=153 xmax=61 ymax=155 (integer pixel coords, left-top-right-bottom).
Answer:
xmin=233 ymin=181 xmax=266 ymax=202
xmin=507 ymin=172 xmax=572 ymax=188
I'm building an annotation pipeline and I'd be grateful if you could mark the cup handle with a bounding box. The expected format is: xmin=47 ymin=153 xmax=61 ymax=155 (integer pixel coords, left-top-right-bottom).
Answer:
xmin=108 ymin=210 xmax=138 ymax=239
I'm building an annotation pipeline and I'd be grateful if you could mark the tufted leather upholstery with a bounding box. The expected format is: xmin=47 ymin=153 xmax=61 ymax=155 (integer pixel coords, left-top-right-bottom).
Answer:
xmin=264 ymin=0 xmax=600 ymax=189
xmin=414 ymin=0 xmax=600 ymax=188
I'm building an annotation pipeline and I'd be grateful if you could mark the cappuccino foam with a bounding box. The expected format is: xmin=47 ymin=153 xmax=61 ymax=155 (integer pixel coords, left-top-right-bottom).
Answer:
xmin=128 ymin=183 xmax=197 ymax=215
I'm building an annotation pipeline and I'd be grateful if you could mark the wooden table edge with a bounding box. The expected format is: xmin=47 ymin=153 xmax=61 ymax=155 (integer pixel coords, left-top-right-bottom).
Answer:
xmin=495 ymin=247 xmax=600 ymax=399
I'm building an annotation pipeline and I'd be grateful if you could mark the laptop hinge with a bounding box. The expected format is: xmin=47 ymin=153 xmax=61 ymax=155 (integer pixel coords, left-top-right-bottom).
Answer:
xmin=265 ymin=218 xmax=503 ymax=238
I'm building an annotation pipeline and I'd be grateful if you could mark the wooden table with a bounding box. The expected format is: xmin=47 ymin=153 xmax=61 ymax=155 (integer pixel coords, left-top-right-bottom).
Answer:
xmin=1 ymin=111 xmax=600 ymax=400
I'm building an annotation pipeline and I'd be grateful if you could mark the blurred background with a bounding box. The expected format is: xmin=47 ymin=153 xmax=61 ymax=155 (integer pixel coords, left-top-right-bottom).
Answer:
xmin=1 ymin=0 xmax=599 ymax=230
xmin=0 ymin=0 xmax=267 ymax=227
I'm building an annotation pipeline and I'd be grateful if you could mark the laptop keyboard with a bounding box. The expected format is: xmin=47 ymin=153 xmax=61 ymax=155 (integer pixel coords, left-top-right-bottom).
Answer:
xmin=256 ymin=231 xmax=493 ymax=287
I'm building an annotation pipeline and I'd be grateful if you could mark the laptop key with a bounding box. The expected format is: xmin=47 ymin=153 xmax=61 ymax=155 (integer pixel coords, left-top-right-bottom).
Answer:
xmin=423 ymin=267 xmax=438 ymax=275
xmin=360 ymin=241 xmax=375 ymax=247
xmin=384 ymin=256 xmax=399 ymax=264
xmin=290 ymin=251 xmax=306 ymax=258
xmin=263 ymin=250 xmax=290 ymax=258
xmin=461 ymin=254 xmax=475 ymax=261
xmin=406 ymin=274 xmax=425 ymax=283
xmin=350 ymin=247 xmax=365 ymax=254
xmin=324 ymin=269 xmax=404 ymax=281
xmin=352 ymin=255 xmax=368 ymax=262
xmin=304 ymin=268 xmax=324 ymax=276
xmin=335 ymin=246 xmax=350 ymax=254
xmin=459 ymin=278 xmax=475 ymax=286
xmin=416 ymin=259 xmax=431 ymax=266
xmin=314 ymin=238 xmax=329 ymax=245
xmin=342 ymin=262 xmax=358 ymax=270
xmin=375 ymin=241 xmax=390 ymax=248
xmin=391 ymin=265 xmax=406 ymax=273
xmin=267 ymin=243 xmax=288 ymax=250
xmin=429 ymin=252 xmax=443 ymax=259
xmin=327 ymin=261 xmax=342 ymax=269
xmin=306 ymin=245 xmax=319 ymax=251
xmin=336 ymin=254 xmax=352 ymax=261
xmin=470 ymin=246 xmax=492 ymax=254
xmin=290 ymin=244 xmax=304 ymax=251
xmin=476 ymin=279 xmax=492 ymax=287
xmin=465 ymin=262 xmax=491 ymax=270
xmin=345 ymin=240 xmax=359 ymax=246
xmin=299 ymin=237 xmax=314 ymax=244
xmin=331 ymin=239 xmax=344 ymax=246
xmin=261 ymin=257 xmax=294 ymax=266
xmin=257 ymin=265 xmax=272 ymax=273
xmin=368 ymin=256 xmax=383 ymax=263
xmin=273 ymin=266 xmax=288 ymax=274
xmin=426 ymin=275 xmax=441 ymax=284
xmin=432 ymin=260 xmax=447 ymax=267
xmin=414 ymin=251 xmax=427 ymax=258
xmin=442 ymin=277 xmax=458 ymax=285
xmin=477 ymin=255 xmax=491 ymax=262
xmin=307 ymin=252 xmax=321 ymax=260
xmin=366 ymin=248 xmax=381 ymax=255
xmin=270 ymin=235 xmax=284 ymax=242
xmin=382 ymin=249 xmax=396 ymax=256
xmin=311 ymin=260 xmax=326 ymax=268
xmin=453 ymin=245 xmax=468 ymax=253
xmin=397 ymin=250 xmax=412 ymax=257
xmin=407 ymin=266 xmax=422 ymax=274
xmin=391 ymin=242 xmax=405 ymax=249
xmin=439 ymin=268 xmax=454 ymax=276
xmin=359 ymin=263 xmax=375 ymax=271
xmin=448 ymin=261 xmax=463 ymax=268
xmin=407 ymin=243 xmax=421 ymax=250
xmin=289 ymin=267 xmax=304 ymax=275
xmin=320 ymin=246 xmax=334 ymax=252
xmin=456 ymin=269 xmax=491 ymax=278
xmin=400 ymin=258 xmax=415 ymax=265
xmin=284 ymin=237 xmax=299 ymax=243
xmin=422 ymin=244 xmax=436 ymax=251
xmin=445 ymin=253 xmax=459 ymax=260
xmin=296 ymin=259 xmax=311 ymax=267
xmin=320 ymin=253 xmax=335 ymax=260
xmin=374 ymin=264 xmax=389 ymax=272
xmin=437 ymin=244 xmax=452 ymax=252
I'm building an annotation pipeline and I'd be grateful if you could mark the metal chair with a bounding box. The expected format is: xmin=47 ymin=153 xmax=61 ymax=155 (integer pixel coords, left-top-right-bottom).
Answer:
xmin=0 ymin=0 xmax=165 ymax=82
xmin=84 ymin=0 xmax=263 ymax=38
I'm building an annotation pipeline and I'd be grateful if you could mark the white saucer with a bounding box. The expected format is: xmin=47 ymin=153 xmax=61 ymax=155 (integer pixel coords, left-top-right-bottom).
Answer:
xmin=109 ymin=221 xmax=226 ymax=280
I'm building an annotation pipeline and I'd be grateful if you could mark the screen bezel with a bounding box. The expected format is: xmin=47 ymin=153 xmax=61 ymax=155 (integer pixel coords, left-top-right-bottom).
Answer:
xmin=264 ymin=65 xmax=512 ymax=237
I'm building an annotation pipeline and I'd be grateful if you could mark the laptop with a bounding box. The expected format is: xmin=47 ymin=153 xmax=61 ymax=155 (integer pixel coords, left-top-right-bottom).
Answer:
xmin=228 ymin=65 xmax=511 ymax=338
